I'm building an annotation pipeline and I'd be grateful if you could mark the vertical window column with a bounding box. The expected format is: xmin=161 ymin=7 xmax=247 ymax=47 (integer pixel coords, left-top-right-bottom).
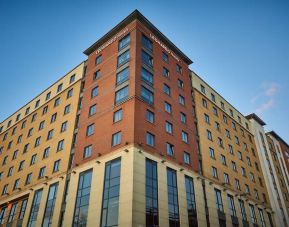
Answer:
xmin=185 ymin=176 xmax=198 ymax=227
xmin=42 ymin=183 xmax=59 ymax=227
xmin=28 ymin=189 xmax=43 ymax=227
xmin=167 ymin=168 xmax=180 ymax=227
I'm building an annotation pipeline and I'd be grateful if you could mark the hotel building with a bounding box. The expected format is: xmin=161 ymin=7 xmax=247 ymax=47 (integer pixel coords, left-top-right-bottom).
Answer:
xmin=0 ymin=10 xmax=287 ymax=227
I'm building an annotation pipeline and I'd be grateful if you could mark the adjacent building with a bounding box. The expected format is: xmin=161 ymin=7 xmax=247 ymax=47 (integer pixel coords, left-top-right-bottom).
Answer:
xmin=0 ymin=10 xmax=288 ymax=227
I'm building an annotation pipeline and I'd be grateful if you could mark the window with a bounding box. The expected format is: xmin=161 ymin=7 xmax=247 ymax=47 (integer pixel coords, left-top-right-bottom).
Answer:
xmin=211 ymin=93 xmax=216 ymax=102
xmin=146 ymin=110 xmax=154 ymax=123
xmin=184 ymin=152 xmax=190 ymax=164
xmin=57 ymin=139 xmax=64 ymax=151
xmin=229 ymin=109 xmax=234 ymax=117
xmin=12 ymin=150 xmax=18 ymax=160
xmin=43 ymin=147 xmax=50 ymax=159
xmin=235 ymin=179 xmax=241 ymax=190
xmin=117 ymin=50 xmax=130 ymax=66
xmin=2 ymin=185 xmax=8 ymax=195
xmin=165 ymin=102 xmax=172 ymax=113
xmin=30 ymin=154 xmax=37 ymax=166
xmin=245 ymin=184 xmax=250 ymax=194
xmin=223 ymin=115 xmax=227 ymax=124
xmin=180 ymin=112 xmax=186 ymax=124
xmin=249 ymin=204 xmax=257 ymax=224
xmin=228 ymin=144 xmax=234 ymax=154
xmin=27 ymin=189 xmax=43 ymax=227
xmin=47 ymin=129 xmax=54 ymax=140
xmin=212 ymin=166 xmax=218 ymax=178
xmin=61 ymin=121 xmax=68 ymax=132
xmin=12 ymin=126 xmax=17 ymax=135
xmin=116 ymin=67 xmax=129 ymax=85
xmin=89 ymin=104 xmax=97 ymax=116
xmin=51 ymin=113 xmax=57 ymax=123
xmin=22 ymin=120 xmax=27 ymax=129
xmin=31 ymin=113 xmax=37 ymax=122
xmin=141 ymin=67 xmax=153 ymax=85
xmin=67 ymin=88 xmax=73 ymax=98
xmin=185 ymin=176 xmax=198 ymax=227
xmin=115 ymin=86 xmax=129 ymax=104
xmin=241 ymin=167 xmax=246 ymax=177
xmin=42 ymin=183 xmax=58 ymax=227
xmin=162 ymin=52 xmax=168 ymax=62
xmin=146 ymin=159 xmax=159 ymax=226
xmin=165 ymin=121 xmax=173 ymax=134
xmin=201 ymin=85 xmax=206 ymax=94
xmin=39 ymin=120 xmax=45 ymax=131
xmin=166 ymin=143 xmax=174 ymax=156
xmin=8 ymin=141 xmax=12 ymax=149
xmin=215 ymin=189 xmax=224 ymax=212
xmin=112 ymin=131 xmax=122 ymax=146
xmin=35 ymin=99 xmax=40 ymax=108
xmin=167 ymin=168 xmax=180 ymax=227
xmin=57 ymin=83 xmax=63 ymax=93
xmin=215 ymin=122 xmax=220 ymax=131
xmin=231 ymin=161 xmax=237 ymax=172
xmin=246 ymin=157 xmax=251 ymax=166
xmin=146 ymin=132 xmax=155 ymax=147
xmin=142 ymin=50 xmax=153 ymax=68
xmin=54 ymin=97 xmax=60 ymax=107
xmin=225 ymin=129 xmax=230 ymax=139
xmin=64 ymin=104 xmax=71 ymax=114
xmin=235 ymin=136 xmax=239 ymax=145
xmin=93 ymin=70 xmax=101 ymax=80
xmin=254 ymin=188 xmax=259 ymax=199
xmin=53 ymin=160 xmax=60 ymax=172
xmin=70 ymin=74 xmax=75 ymax=83
xmin=38 ymin=166 xmax=46 ymax=179
xmin=100 ymin=158 xmax=121 ymax=227
xmin=259 ymin=209 xmax=266 ymax=227
xmin=118 ymin=34 xmax=130 ymax=50
xmin=221 ymin=155 xmax=226 ymax=165
xmin=0 ymin=206 xmax=7 ymax=224
xmin=86 ymin=124 xmax=95 ymax=136
xmin=224 ymin=173 xmax=230 ymax=184
xmin=217 ymin=137 xmax=223 ymax=147
xmin=18 ymin=160 xmax=25 ymax=171
xmin=8 ymin=166 xmax=14 ymax=177
xmin=142 ymin=34 xmax=153 ymax=51
xmin=209 ymin=147 xmax=215 ymax=159
xmin=141 ymin=86 xmax=154 ymax=104
xmin=163 ymin=84 xmax=171 ymax=95
xmin=202 ymin=99 xmax=207 ymax=108
xmin=13 ymin=178 xmax=20 ymax=190
xmin=23 ymin=143 xmax=29 ymax=153
xmin=177 ymin=79 xmax=184 ymax=88
xmin=204 ymin=114 xmax=210 ymax=123
xmin=237 ymin=151 xmax=242 ymax=160
xmin=95 ymin=55 xmax=102 ymax=65
xmin=182 ymin=131 xmax=188 ymax=143
xmin=73 ymin=169 xmax=93 ymax=227
xmin=25 ymin=107 xmax=30 ymax=115
xmin=176 ymin=64 xmax=182 ymax=74
xmin=91 ymin=86 xmax=99 ymax=98
xmin=19 ymin=199 xmax=28 ymax=220
xmin=35 ymin=136 xmax=41 ymax=147
xmin=113 ymin=109 xmax=122 ymax=122
xmin=8 ymin=202 xmax=18 ymax=223
xmin=220 ymin=101 xmax=225 ymax=110
xmin=83 ymin=145 xmax=92 ymax=159
xmin=207 ymin=130 xmax=212 ymax=141
xmin=163 ymin=67 xmax=169 ymax=77
xmin=213 ymin=107 xmax=218 ymax=116
xmin=227 ymin=195 xmax=236 ymax=217
xmin=179 ymin=95 xmax=185 ymax=106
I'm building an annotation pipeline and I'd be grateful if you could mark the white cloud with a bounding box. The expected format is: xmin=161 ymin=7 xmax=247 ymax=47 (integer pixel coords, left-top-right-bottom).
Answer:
xmin=252 ymin=82 xmax=280 ymax=115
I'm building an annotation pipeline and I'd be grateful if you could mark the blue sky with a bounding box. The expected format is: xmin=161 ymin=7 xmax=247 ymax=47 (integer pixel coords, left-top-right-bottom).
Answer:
xmin=0 ymin=0 xmax=288 ymax=141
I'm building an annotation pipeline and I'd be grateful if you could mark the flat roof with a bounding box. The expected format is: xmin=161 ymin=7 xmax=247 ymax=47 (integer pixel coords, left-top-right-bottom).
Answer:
xmin=246 ymin=113 xmax=266 ymax=126
xmin=83 ymin=10 xmax=193 ymax=65
xmin=267 ymin=130 xmax=289 ymax=148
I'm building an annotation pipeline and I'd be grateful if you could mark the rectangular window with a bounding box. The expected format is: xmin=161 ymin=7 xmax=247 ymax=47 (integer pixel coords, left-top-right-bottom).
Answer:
xmin=67 ymin=88 xmax=73 ymax=98
xmin=166 ymin=143 xmax=174 ymax=156
xmin=54 ymin=98 xmax=60 ymax=107
xmin=146 ymin=158 xmax=159 ymax=226
xmin=73 ymin=169 xmax=93 ymax=227
xmin=259 ymin=209 xmax=266 ymax=227
xmin=57 ymin=83 xmax=63 ymax=93
xmin=42 ymin=183 xmax=58 ymax=227
xmin=212 ymin=166 xmax=218 ymax=178
xmin=116 ymin=67 xmax=129 ymax=85
xmin=86 ymin=124 xmax=95 ymax=136
xmin=115 ymin=86 xmax=129 ymax=104
xmin=47 ymin=129 xmax=54 ymax=140
xmin=83 ymin=145 xmax=92 ymax=159
xmin=57 ymin=140 xmax=64 ymax=151
xmin=141 ymin=86 xmax=154 ymax=104
xmin=51 ymin=113 xmax=57 ymax=123
xmin=185 ymin=176 xmax=198 ymax=227
xmin=163 ymin=67 xmax=170 ymax=77
xmin=100 ymin=158 xmax=121 ymax=227
xmin=165 ymin=102 xmax=172 ymax=113
xmin=249 ymin=204 xmax=257 ymax=224
xmin=239 ymin=199 xmax=247 ymax=221
xmin=95 ymin=55 xmax=102 ymax=65
xmin=53 ymin=160 xmax=60 ymax=172
xmin=180 ymin=112 xmax=186 ymax=124
xmin=142 ymin=34 xmax=153 ymax=51
xmin=18 ymin=199 xmax=28 ymax=220
xmin=112 ymin=131 xmax=122 ymax=146
xmin=146 ymin=132 xmax=155 ymax=147
xmin=179 ymin=95 xmax=185 ymax=105
xmin=28 ymin=189 xmax=43 ymax=227
xmin=207 ymin=130 xmax=212 ymax=141
xmin=209 ymin=147 xmax=215 ymax=159
xmin=176 ymin=64 xmax=182 ymax=74
xmin=146 ymin=110 xmax=154 ymax=123
xmin=61 ymin=121 xmax=68 ymax=132
xmin=43 ymin=147 xmax=50 ymax=159
xmin=118 ymin=34 xmax=130 ymax=50
xmin=184 ymin=152 xmax=190 ymax=164
xmin=165 ymin=121 xmax=173 ymax=134
xmin=64 ymin=104 xmax=71 ymax=114
xmin=141 ymin=67 xmax=153 ymax=85
xmin=0 ymin=207 xmax=7 ymax=224
xmin=215 ymin=188 xmax=224 ymax=212
xmin=182 ymin=131 xmax=188 ymax=143
xmin=117 ymin=50 xmax=130 ymax=66
xmin=227 ymin=194 xmax=236 ymax=216
xmin=70 ymin=74 xmax=75 ymax=83
xmin=142 ymin=50 xmax=153 ymax=68
xmin=204 ymin=114 xmax=210 ymax=123
xmin=177 ymin=79 xmax=184 ymax=88
xmin=113 ymin=109 xmax=123 ymax=123
xmin=38 ymin=167 xmax=46 ymax=179
xmin=167 ymin=168 xmax=180 ymax=227
xmin=39 ymin=121 xmax=45 ymax=130
xmin=163 ymin=84 xmax=171 ymax=95
xmin=91 ymin=86 xmax=99 ymax=98
xmin=162 ymin=52 xmax=168 ymax=62
xmin=89 ymin=104 xmax=97 ymax=116
xmin=26 ymin=173 xmax=32 ymax=185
